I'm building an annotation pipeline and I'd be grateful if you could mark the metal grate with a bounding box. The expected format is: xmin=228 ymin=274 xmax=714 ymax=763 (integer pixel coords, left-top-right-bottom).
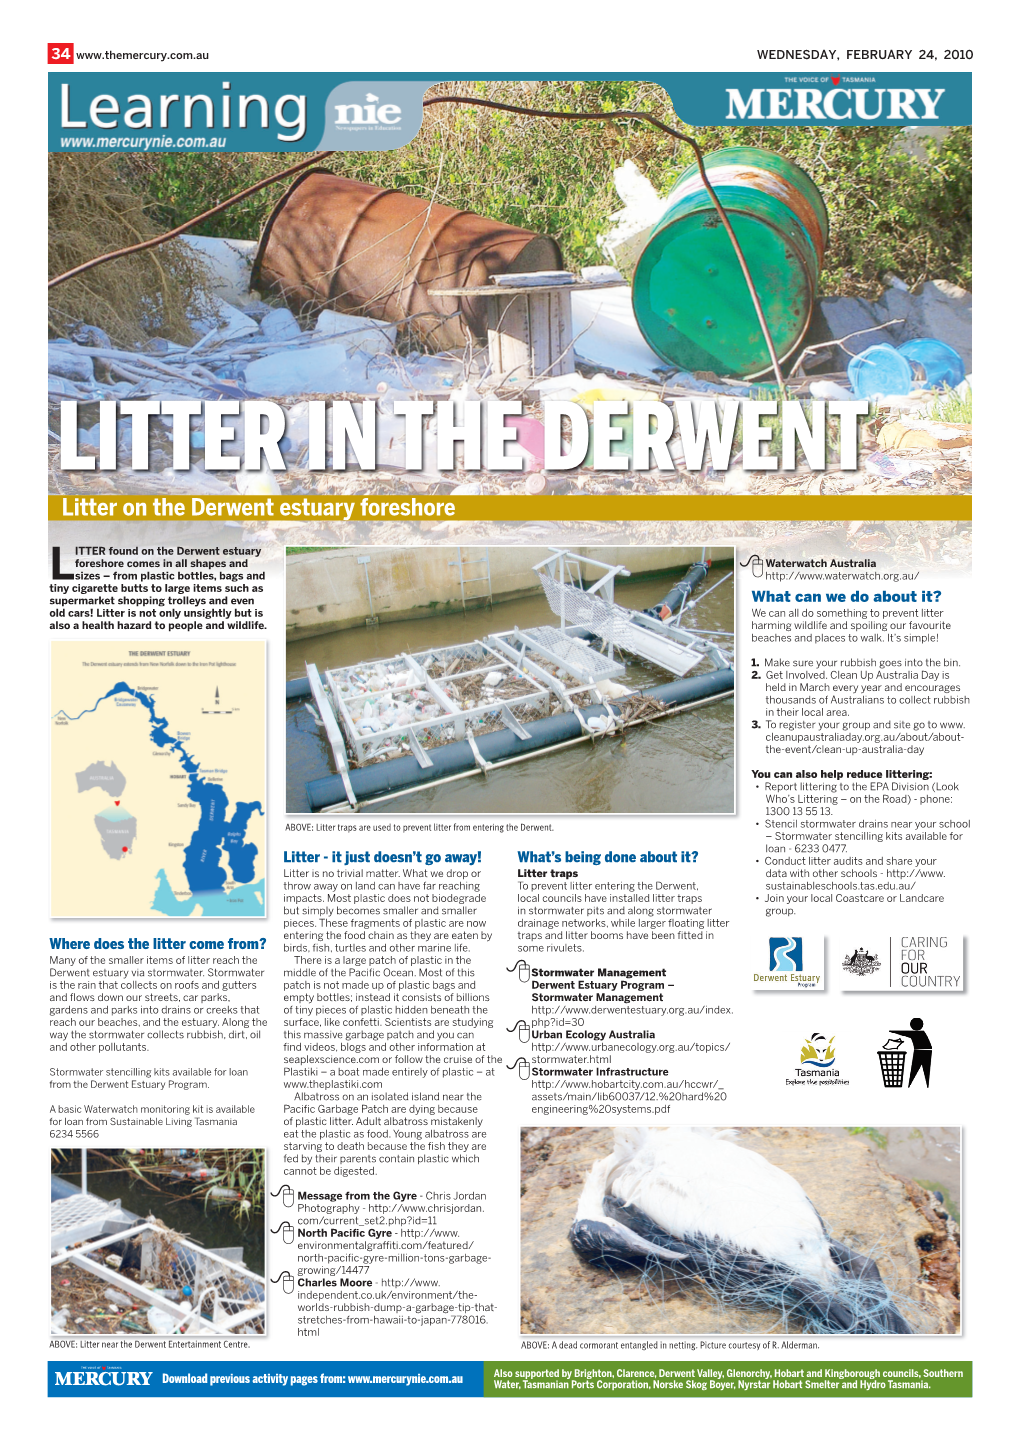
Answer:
xmin=538 ymin=572 xmax=636 ymax=644
xmin=537 ymin=576 xmax=706 ymax=677
xmin=51 ymin=1193 xmax=124 ymax=1251
xmin=519 ymin=625 xmax=624 ymax=680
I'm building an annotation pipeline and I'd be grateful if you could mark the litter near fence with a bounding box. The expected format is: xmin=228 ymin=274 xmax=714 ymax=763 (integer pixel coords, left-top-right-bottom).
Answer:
xmin=50 ymin=1151 xmax=266 ymax=1336
xmin=47 ymin=101 xmax=972 ymax=503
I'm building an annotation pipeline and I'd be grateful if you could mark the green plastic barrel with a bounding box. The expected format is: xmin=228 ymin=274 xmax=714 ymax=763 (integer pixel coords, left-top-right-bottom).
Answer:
xmin=632 ymin=147 xmax=828 ymax=379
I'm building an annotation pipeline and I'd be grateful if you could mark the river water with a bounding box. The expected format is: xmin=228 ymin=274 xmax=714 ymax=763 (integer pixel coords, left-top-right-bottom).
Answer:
xmin=286 ymin=569 xmax=734 ymax=815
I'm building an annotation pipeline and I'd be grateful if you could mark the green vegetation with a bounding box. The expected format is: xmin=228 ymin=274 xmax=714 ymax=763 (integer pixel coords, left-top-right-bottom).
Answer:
xmin=48 ymin=152 xmax=216 ymax=344
xmin=119 ymin=79 xmax=971 ymax=299
xmin=846 ymin=1127 xmax=889 ymax=1148
xmin=925 ymin=383 xmax=973 ymax=424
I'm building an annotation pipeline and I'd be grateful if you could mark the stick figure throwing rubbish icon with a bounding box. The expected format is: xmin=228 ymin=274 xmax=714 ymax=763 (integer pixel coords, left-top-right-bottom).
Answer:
xmin=888 ymin=1018 xmax=932 ymax=1087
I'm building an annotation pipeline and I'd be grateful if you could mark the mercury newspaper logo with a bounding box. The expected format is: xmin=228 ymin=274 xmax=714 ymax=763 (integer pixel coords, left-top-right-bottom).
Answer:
xmin=53 ymin=1368 xmax=153 ymax=1386
xmin=725 ymin=85 xmax=946 ymax=121
xmin=334 ymin=91 xmax=402 ymax=132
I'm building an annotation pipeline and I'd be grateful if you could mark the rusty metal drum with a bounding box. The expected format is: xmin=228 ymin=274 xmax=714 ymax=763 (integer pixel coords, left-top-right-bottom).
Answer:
xmin=251 ymin=170 xmax=562 ymax=350
xmin=632 ymin=147 xmax=829 ymax=379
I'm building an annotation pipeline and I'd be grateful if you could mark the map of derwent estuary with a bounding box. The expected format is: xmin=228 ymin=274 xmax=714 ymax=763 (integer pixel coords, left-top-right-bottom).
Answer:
xmin=51 ymin=642 xmax=265 ymax=917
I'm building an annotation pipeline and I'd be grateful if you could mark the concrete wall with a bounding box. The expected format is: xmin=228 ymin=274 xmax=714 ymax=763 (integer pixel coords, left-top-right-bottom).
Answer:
xmin=286 ymin=545 xmax=732 ymax=637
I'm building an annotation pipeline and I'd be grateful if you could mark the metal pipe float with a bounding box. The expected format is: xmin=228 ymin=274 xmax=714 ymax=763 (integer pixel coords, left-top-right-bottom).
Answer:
xmin=304 ymin=666 xmax=733 ymax=811
xmin=645 ymin=560 xmax=710 ymax=619
xmin=251 ymin=170 xmax=562 ymax=350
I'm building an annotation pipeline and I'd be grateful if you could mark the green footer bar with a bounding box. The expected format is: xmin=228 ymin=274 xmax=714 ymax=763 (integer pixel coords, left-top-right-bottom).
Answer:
xmin=484 ymin=1360 xmax=972 ymax=1397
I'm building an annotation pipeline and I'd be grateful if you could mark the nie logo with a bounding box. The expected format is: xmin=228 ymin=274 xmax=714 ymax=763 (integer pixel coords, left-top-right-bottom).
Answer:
xmin=769 ymin=937 xmax=803 ymax=972
xmin=334 ymin=91 xmax=402 ymax=129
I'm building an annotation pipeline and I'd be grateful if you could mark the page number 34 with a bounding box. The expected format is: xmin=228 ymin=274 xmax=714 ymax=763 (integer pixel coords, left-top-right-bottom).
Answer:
xmin=48 ymin=43 xmax=74 ymax=64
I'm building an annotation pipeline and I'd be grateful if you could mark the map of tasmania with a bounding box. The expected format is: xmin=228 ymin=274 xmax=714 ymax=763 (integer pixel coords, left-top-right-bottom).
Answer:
xmin=52 ymin=641 xmax=265 ymax=918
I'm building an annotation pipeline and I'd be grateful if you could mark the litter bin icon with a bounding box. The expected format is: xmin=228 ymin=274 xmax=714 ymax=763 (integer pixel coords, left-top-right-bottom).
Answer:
xmin=878 ymin=1048 xmax=907 ymax=1087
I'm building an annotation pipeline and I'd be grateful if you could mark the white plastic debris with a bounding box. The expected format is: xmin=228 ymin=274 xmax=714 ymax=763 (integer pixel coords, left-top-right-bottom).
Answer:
xmin=571 ymin=287 xmax=667 ymax=378
xmin=597 ymin=160 xmax=670 ymax=273
xmin=181 ymin=235 xmax=259 ymax=306
xmin=236 ymin=461 xmax=283 ymax=496
xmin=809 ymin=380 xmax=855 ymax=401
xmin=315 ymin=309 xmax=398 ymax=355
xmin=244 ymin=342 xmax=354 ymax=396
xmin=190 ymin=298 xmax=260 ymax=341
xmin=147 ymin=1301 xmax=189 ymax=1335
xmin=864 ymin=453 xmax=939 ymax=486
xmin=260 ymin=308 xmax=303 ymax=342
xmin=581 ymin=265 xmax=626 ymax=284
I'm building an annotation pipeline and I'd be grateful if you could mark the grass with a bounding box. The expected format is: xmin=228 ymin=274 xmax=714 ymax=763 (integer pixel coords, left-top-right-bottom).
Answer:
xmin=49 ymin=152 xmax=216 ymax=344
xmin=846 ymin=1127 xmax=888 ymax=1149
xmin=112 ymin=80 xmax=969 ymax=299
xmin=923 ymin=384 xmax=972 ymax=424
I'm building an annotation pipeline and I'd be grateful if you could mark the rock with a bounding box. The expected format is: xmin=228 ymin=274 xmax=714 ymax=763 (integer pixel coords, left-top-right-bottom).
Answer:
xmin=520 ymin=1126 xmax=958 ymax=1335
xmin=48 ymin=345 xmax=94 ymax=383
xmin=260 ymin=308 xmax=303 ymax=342
xmin=71 ymin=323 xmax=113 ymax=349
xmin=818 ymin=283 xmax=972 ymax=375
xmin=817 ymin=297 xmax=882 ymax=355
xmin=916 ymin=281 xmax=972 ymax=371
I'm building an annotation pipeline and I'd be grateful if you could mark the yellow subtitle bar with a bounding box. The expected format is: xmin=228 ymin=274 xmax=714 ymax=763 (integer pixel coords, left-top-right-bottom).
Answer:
xmin=48 ymin=495 xmax=972 ymax=523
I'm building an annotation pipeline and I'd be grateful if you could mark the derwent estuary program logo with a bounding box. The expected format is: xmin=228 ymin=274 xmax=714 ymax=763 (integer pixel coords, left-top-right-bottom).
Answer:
xmin=770 ymin=937 xmax=803 ymax=972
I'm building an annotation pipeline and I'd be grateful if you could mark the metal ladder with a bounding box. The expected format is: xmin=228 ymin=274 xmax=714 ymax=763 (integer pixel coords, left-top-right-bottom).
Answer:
xmin=449 ymin=547 xmax=492 ymax=610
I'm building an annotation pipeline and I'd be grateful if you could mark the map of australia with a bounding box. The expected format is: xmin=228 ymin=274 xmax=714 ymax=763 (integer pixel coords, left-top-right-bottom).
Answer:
xmin=52 ymin=642 xmax=265 ymax=918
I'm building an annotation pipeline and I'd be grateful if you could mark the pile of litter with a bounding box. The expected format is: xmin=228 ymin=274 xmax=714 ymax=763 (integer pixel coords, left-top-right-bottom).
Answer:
xmin=48 ymin=161 xmax=972 ymax=502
